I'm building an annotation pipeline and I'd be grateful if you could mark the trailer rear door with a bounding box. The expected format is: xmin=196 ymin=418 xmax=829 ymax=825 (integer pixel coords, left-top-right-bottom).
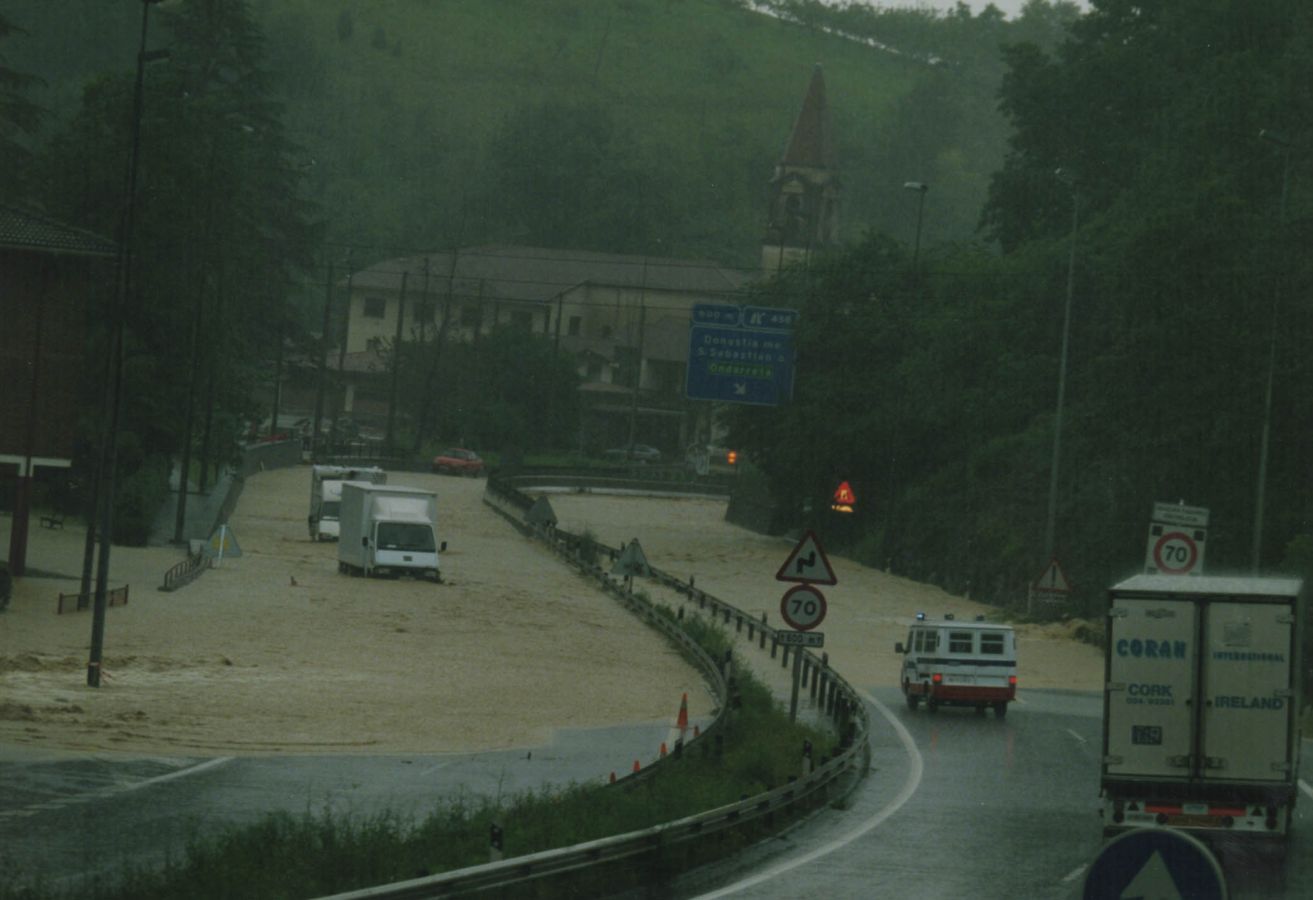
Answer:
xmin=1201 ymin=602 xmax=1295 ymax=782
xmin=1105 ymin=599 xmax=1197 ymax=778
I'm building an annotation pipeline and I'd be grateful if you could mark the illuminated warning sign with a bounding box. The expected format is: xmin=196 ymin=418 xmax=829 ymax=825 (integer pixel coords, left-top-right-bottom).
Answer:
xmin=831 ymin=480 xmax=856 ymax=513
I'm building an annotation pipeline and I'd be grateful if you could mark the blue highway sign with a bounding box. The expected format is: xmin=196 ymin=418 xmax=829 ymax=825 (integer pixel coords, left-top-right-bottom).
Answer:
xmin=685 ymin=304 xmax=797 ymax=406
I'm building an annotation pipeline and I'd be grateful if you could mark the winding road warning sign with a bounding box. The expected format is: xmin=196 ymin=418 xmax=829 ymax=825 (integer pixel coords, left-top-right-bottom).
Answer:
xmin=775 ymin=530 xmax=837 ymax=585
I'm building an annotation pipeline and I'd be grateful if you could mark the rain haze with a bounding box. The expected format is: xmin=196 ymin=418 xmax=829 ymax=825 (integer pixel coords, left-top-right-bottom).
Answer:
xmin=1 ymin=2 xmax=1309 ymax=899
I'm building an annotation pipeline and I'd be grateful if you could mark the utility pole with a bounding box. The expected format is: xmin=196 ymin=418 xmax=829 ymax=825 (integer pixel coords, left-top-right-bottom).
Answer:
xmin=329 ymin=248 xmax=353 ymax=446
xmin=626 ymin=261 xmax=648 ymax=459
xmin=385 ymin=271 xmax=408 ymax=452
xmin=90 ymin=0 xmax=168 ymax=688
xmin=1038 ymin=169 xmax=1079 ymax=614
xmin=1251 ymin=129 xmax=1293 ymax=573
xmin=311 ymin=254 xmax=334 ymax=460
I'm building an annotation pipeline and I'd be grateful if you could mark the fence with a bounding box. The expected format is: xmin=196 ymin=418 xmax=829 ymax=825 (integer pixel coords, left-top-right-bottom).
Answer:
xmin=313 ymin=472 xmax=870 ymax=899
xmin=57 ymin=584 xmax=128 ymax=614
xmin=160 ymin=549 xmax=209 ymax=592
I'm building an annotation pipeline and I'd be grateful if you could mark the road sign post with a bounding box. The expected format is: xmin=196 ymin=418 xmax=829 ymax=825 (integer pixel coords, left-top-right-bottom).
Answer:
xmin=775 ymin=533 xmax=836 ymax=722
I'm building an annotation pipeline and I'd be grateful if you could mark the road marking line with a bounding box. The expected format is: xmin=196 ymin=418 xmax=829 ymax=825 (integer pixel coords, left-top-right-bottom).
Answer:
xmin=692 ymin=690 xmax=923 ymax=898
xmin=1066 ymin=728 xmax=1087 ymax=744
xmin=112 ymin=756 xmax=233 ymax=794
xmin=1061 ymin=864 xmax=1087 ymax=884
xmin=1299 ymin=779 xmax=1313 ymax=802
xmin=0 ymin=757 xmax=234 ymax=818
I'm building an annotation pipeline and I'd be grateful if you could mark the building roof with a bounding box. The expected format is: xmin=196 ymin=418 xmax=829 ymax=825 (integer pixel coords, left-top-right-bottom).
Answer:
xmin=779 ymin=64 xmax=832 ymax=170
xmin=350 ymin=244 xmax=749 ymax=304
xmin=0 ymin=205 xmax=116 ymax=257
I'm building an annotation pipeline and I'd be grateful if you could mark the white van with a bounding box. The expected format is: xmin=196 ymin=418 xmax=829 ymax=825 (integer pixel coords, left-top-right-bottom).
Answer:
xmin=895 ymin=614 xmax=1018 ymax=716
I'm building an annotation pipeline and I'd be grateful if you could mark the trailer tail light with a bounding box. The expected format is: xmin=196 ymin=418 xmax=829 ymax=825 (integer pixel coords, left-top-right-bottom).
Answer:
xmin=1008 ymin=675 xmax=1017 ymax=686
xmin=931 ymin=673 xmax=942 ymax=684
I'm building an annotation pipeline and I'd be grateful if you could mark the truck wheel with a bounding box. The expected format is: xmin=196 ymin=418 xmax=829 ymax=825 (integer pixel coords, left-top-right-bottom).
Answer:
xmin=905 ymin=689 xmax=919 ymax=712
xmin=927 ymin=696 xmax=939 ymax=713
xmin=975 ymin=704 xmax=986 ymax=715
xmin=994 ymin=701 xmax=1008 ymax=718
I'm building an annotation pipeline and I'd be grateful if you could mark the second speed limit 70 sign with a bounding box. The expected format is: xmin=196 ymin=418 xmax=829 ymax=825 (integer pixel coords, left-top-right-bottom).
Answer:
xmin=780 ymin=584 xmax=827 ymax=631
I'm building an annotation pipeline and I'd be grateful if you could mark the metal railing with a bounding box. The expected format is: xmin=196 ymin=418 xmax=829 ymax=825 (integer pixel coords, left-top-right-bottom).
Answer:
xmin=160 ymin=551 xmax=208 ymax=592
xmin=312 ymin=473 xmax=870 ymax=899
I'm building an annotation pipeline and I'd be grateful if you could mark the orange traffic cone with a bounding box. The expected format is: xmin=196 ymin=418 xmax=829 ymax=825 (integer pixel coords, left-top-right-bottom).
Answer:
xmin=659 ymin=741 xmax=668 ymax=758
xmin=676 ymin=692 xmax=689 ymax=733
xmin=632 ymin=759 xmax=641 ymax=773
xmin=609 ymin=771 xmax=616 ymax=784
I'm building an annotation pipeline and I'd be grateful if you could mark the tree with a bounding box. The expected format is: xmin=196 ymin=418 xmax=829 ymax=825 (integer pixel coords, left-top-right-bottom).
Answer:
xmin=0 ymin=13 xmax=45 ymax=202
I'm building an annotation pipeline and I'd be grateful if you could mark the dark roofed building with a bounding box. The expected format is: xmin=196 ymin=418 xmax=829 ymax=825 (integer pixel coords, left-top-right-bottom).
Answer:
xmin=1 ymin=205 xmax=115 ymax=575
xmin=334 ymin=245 xmax=750 ymax=454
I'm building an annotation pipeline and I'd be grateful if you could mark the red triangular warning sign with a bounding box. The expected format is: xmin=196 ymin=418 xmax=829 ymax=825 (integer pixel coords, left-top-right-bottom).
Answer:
xmin=776 ymin=530 xmax=838 ymax=585
xmin=1033 ymin=558 xmax=1071 ymax=593
xmin=832 ymin=481 xmax=855 ymax=505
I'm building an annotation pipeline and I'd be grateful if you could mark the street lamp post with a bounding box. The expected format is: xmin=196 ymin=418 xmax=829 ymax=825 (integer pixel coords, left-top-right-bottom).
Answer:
xmin=1039 ymin=169 xmax=1078 ymax=613
xmin=904 ymin=181 xmax=929 ymax=271
xmin=88 ymin=0 xmax=168 ymax=687
xmin=1251 ymin=129 xmax=1293 ymax=573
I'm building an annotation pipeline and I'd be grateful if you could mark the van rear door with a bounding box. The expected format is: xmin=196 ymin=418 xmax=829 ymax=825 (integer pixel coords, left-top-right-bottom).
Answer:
xmin=1105 ymin=598 xmax=1196 ymax=778
xmin=1200 ymin=602 xmax=1295 ymax=782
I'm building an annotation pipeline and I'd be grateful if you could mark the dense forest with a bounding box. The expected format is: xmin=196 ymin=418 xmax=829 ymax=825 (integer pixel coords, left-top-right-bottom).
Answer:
xmin=3 ymin=0 xmax=1310 ymax=612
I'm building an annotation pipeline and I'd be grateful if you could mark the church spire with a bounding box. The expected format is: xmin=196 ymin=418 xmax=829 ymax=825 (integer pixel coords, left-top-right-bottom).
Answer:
xmin=762 ymin=64 xmax=840 ymax=275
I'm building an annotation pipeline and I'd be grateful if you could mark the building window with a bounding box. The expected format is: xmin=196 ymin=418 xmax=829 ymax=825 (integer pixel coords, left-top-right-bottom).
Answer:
xmin=363 ymin=297 xmax=386 ymax=319
xmin=568 ymin=315 xmax=582 ymax=337
xmin=460 ymin=304 xmax=481 ymax=328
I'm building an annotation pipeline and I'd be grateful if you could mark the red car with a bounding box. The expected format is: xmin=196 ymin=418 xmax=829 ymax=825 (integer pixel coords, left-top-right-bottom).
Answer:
xmin=432 ymin=448 xmax=485 ymax=477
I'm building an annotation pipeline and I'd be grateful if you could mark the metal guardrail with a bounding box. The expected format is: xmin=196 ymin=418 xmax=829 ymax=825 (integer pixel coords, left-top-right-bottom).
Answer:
xmin=313 ymin=473 xmax=870 ymax=900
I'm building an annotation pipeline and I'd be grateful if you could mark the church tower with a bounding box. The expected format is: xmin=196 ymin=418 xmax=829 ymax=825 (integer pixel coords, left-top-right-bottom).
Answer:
xmin=762 ymin=64 xmax=840 ymax=275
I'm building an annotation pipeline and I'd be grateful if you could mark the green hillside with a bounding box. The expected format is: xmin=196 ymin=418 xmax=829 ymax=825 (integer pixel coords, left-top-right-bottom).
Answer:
xmin=8 ymin=0 xmax=1052 ymax=268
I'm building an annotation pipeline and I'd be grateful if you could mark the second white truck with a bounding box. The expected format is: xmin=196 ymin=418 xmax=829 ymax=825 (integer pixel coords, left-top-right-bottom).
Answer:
xmin=1101 ymin=574 xmax=1305 ymax=842
xmin=308 ymin=465 xmax=387 ymax=540
xmin=337 ymin=483 xmax=444 ymax=582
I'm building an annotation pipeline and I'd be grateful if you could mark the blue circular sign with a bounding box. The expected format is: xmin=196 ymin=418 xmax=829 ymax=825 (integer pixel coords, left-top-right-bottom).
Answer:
xmin=1084 ymin=828 xmax=1226 ymax=900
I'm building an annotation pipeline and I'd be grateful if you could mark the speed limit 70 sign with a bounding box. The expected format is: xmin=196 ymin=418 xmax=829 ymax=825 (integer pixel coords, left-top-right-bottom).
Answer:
xmin=780 ymin=584 xmax=827 ymax=631
xmin=1145 ymin=524 xmax=1207 ymax=576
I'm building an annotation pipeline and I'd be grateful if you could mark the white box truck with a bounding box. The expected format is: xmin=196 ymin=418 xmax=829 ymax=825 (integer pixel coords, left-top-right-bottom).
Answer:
xmin=1101 ymin=574 xmax=1304 ymax=841
xmin=337 ymin=483 xmax=444 ymax=582
xmin=308 ymin=465 xmax=386 ymax=540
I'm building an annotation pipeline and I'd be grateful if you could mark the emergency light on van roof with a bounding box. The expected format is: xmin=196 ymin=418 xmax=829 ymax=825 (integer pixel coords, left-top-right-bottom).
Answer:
xmin=915 ymin=612 xmax=926 ymax=620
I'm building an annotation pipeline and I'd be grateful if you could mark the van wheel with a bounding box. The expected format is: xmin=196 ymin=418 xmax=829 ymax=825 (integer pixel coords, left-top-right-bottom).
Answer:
xmin=975 ymin=704 xmax=986 ymax=715
xmin=927 ymin=696 xmax=938 ymax=713
xmin=994 ymin=701 xmax=1008 ymax=718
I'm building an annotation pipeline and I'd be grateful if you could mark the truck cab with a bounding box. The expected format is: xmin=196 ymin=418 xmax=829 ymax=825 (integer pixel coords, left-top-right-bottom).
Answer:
xmin=896 ymin=614 xmax=1018 ymax=716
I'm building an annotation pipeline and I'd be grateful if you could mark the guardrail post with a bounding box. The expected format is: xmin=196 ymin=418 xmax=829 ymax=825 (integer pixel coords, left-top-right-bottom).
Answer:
xmin=489 ymin=823 xmax=504 ymax=862
xmin=802 ymin=739 xmax=813 ymax=776
xmin=770 ymin=636 xmax=778 ymax=659
xmin=781 ymin=644 xmax=790 ymax=668
xmin=759 ymin=613 xmax=768 ymax=649
xmin=735 ymin=613 xmax=742 ymax=634
xmin=801 ymin=656 xmax=811 ymax=689
xmin=813 ymin=669 xmax=824 ymax=702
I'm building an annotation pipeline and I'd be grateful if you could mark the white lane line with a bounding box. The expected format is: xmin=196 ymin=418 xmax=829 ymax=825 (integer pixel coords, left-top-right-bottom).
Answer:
xmin=2 ymin=757 xmax=234 ymax=818
xmin=1061 ymin=864 xmax=1087 ymax=884
xmin=112 ymin=756 xmax=234 ymax=794
xmin=692 ymin=689 xmax=924 ymax=899
xmin=1299 ymin=779 xmax=1313 ymax=802
xmin=1066 ymin=728 xmax=1087 ymax=744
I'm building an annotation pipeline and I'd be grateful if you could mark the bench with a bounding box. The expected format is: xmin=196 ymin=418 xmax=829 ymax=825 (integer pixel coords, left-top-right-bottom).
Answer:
xmin=39 ymin=514 xmax=65 ymax=530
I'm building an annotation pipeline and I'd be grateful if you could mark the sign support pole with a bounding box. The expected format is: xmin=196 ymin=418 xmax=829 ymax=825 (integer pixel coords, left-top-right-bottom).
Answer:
xmin=789 ymin=649 xmax=803 ymax=722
